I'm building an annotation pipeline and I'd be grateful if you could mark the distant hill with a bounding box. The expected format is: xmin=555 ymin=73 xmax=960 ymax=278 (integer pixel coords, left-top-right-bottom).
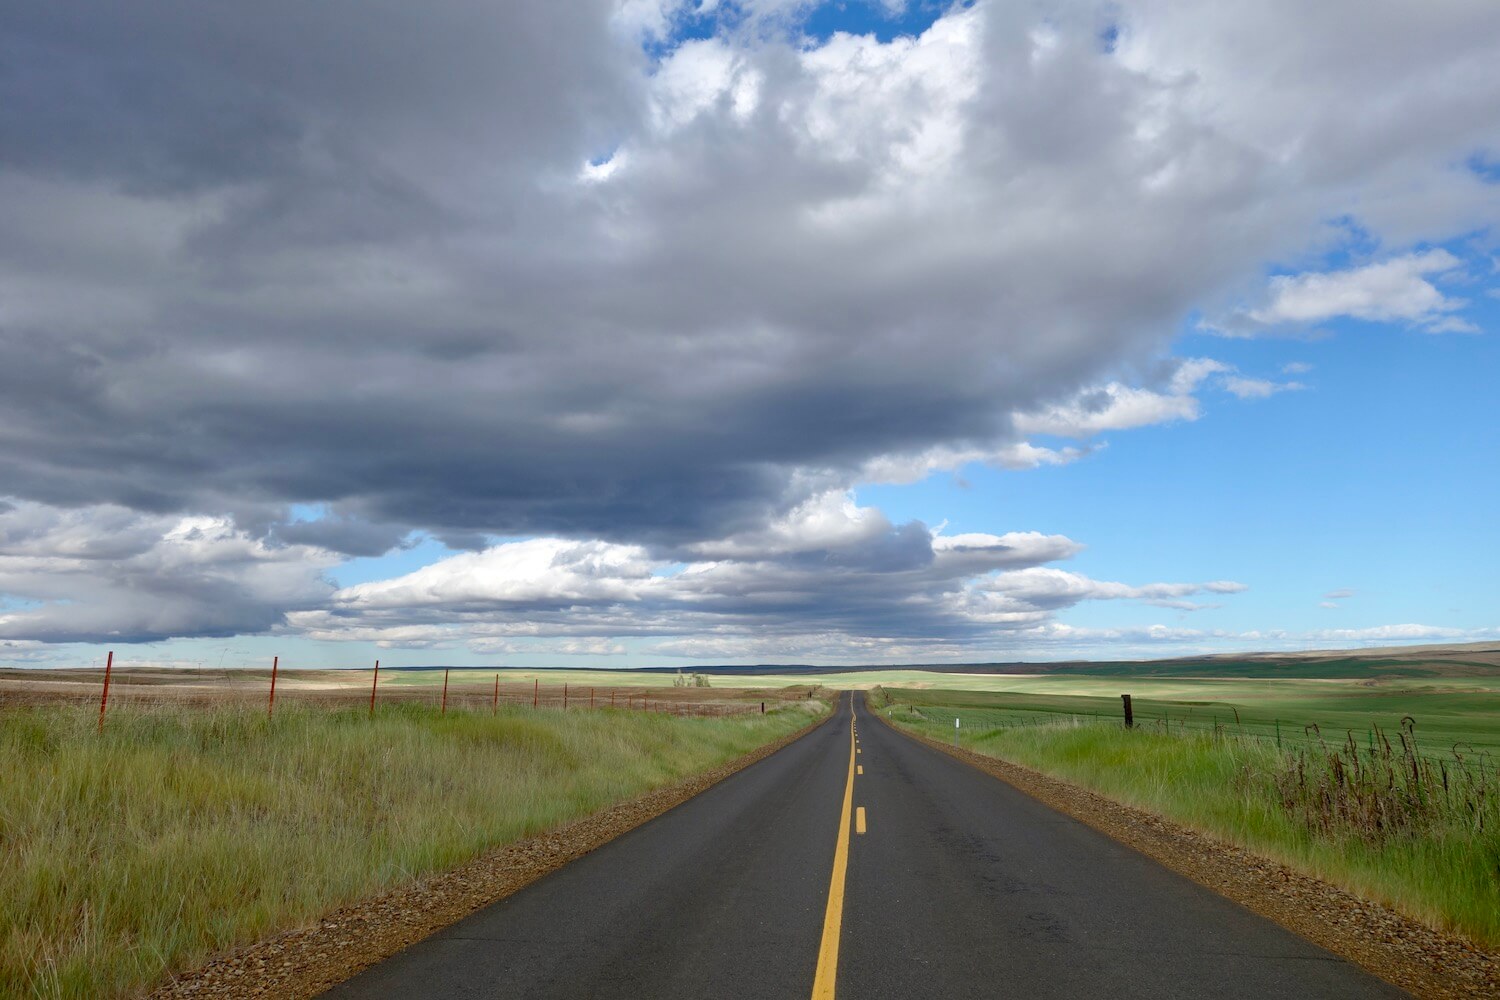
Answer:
xmin=397 ymin=641 xmax=1500 ymax=680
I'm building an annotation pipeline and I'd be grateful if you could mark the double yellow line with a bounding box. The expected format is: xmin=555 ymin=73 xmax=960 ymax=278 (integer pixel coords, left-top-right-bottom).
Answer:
xmin=811 ymin=693 xmax=858 ymax=999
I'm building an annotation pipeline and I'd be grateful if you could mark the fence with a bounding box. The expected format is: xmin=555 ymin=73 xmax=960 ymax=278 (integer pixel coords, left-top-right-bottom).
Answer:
xmin=2 ymin=653 xmax=767 ymax=726
xmin=906 ymin=702 xmax=1497 ymax=769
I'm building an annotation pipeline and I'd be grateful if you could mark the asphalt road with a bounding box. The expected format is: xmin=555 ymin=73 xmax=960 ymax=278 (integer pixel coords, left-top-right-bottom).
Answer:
xmin=323 ymin=693 xmax=1404 ymax=999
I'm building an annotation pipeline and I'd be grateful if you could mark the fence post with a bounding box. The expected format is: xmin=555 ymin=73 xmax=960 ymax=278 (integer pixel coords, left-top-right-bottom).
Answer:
xmin=97 ymin=650 xmax=114 ymax=734
xmin=493 ymin=674 xmax=500 ymax=714
xmin=533 ymin=678 xmax=538 ymax=709
xmin=610 ymin=690 xmax=615 ymax=708
xmin=564 ymin=683 xmax=569 ymax=710
xmin=761 ymin=701 xmax=765 ymax=714
xmin=442 ymin=668 xmax=450 ymax=715
xmin=1121 ymin=693 xmax=1133 ymax=729
xmin=369 ymin=660 xmax=379 ymax=718
xmin=591 ymin=687 xmax=595 ymax=710
xmin=268 ymin=655 xmax=279 ymax=719
xmin=1275 ymin=718 xmax=1282 ymax=749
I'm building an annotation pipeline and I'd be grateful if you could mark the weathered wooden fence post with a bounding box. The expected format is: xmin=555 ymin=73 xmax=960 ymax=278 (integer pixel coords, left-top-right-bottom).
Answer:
xmin=441 ymin=668 xmax=450 ymax=715
xmin=1121 ymin=693 xmax=1133 ymax=729
xmin=493 ymin=674 xmax=500 ymax=714
xmin=369 ymin=660 xmax=379 ymax=718
xmin=268 ymin=655 xmax=279 ymax=719
xmin=97 ymin=650 xmax=114 ymax=734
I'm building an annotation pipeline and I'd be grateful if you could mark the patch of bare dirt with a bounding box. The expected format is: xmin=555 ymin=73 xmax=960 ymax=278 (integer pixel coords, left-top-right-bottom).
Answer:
xmin=881 ymin=715 xmax=1499 ymax=999
xmin=145 ymin=713 xmax=826 ymax=999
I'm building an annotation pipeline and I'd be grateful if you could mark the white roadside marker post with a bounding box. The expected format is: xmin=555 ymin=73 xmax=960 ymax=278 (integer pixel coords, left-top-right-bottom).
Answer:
xmin=954 ymin=716 xmax=960 ymax=748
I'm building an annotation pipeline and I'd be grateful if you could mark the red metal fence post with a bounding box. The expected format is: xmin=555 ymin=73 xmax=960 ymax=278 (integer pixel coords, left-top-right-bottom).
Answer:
xmin=268 ymin=655 xmax=279 ymax=719
xmin=442 ymin=667 xmax=450 ymax=715
xmin=97 ymin=650 xmax=114 ymax=734
xmin=493 ymin=674 xmax=499 ymax=714
xmin=369 ymin=660 xmax=380 ymax=718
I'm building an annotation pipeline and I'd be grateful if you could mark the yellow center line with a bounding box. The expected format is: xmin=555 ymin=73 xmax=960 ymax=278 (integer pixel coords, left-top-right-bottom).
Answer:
xmin=811 ymin=692 xmax=857 ymax=999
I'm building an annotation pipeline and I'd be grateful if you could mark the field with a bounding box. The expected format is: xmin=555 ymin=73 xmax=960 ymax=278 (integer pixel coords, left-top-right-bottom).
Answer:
xmin=651 ymin=644 xmax=1500 ymax=755
xmin=876 ymin=681 xmax=1500 ymax=948
xmin=0 ymin=693 xmax=824 ymax=999
xmin=867 ymin=673 xmax=1500 ymax=754
xmin=0 ymin=665 xmax=810 ymax=716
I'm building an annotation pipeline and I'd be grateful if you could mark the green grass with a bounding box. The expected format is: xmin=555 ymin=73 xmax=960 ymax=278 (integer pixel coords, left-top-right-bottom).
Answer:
xmin=881 ymin=691 xmax=1500 ymax=948
xmin=0 ymin=699 xmax=823 ymax=999
xmin=874 ymin=677 xmax=1500 ymax=753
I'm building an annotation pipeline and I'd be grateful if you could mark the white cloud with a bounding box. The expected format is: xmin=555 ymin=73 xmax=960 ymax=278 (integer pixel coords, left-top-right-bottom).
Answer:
xmin=977 ymin=568 xmax=1246 ymax=611
xmin=687 ymin=490 xmax=891 ymax=560
xmin=1420 ymin=315 xmax=1480 ymax=334
xmin=1013 ymin=382 xmax=1204 ymax=438
xmin=1303 ymin=624 xmax=1492 ymax=642
xmin=0 ymin=501 xmax=338 ymax=643
xmin=650 ymin=39 xmax=754 ymax=133
xmin=1010 ymin=356 xmax=1306 ymax=439
xmin=1221 ymin=375 xmax=1305 ymax=399
xmin=856 ymin=441 xmax=1089 ymax=485
xmin=791 ymin=8 xmax=980 ymax=184
xmin=280 ymin=501 xmax=1244 ymax=657
xmin=1281 ymin=361 xmax=1313 ymax=374
xmin=1212 ymin=249 xmax=1473 ymax=335
xmin=333 ymin=538 xmax=660 ymax=612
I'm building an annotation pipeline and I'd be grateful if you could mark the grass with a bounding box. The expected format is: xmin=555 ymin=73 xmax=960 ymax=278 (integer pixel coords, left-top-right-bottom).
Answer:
xmin=0 ymin=698 xmax=823 ymax=999
xmin=879 ymin=688 xmax=1500 ymax=948
xmin=872 ymin=677 xmax=1500 ymax=753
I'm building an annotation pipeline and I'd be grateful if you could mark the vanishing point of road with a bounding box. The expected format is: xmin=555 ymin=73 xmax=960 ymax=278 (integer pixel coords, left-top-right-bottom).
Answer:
xmin=324 ymin=693 xmax=1405 ymax=999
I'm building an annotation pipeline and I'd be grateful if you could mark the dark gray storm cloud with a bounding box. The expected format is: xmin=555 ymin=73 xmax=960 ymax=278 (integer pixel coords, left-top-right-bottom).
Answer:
xmin=1 ymin=0 xmax=1497 ymax=647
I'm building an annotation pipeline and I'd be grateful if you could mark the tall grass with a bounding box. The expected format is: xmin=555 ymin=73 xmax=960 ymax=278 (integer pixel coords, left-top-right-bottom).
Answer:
xmin=885 ymin=706 xmax=1500 ymax=947
xmin=0 ymin=700 xmax=820 ymax=999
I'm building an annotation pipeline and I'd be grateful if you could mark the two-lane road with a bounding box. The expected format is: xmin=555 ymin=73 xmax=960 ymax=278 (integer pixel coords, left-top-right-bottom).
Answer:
xmin=325 ymin=693 xmax=1403 ymax=998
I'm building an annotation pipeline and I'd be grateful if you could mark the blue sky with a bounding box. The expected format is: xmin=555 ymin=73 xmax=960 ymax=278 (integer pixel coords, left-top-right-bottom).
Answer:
xmin=1 ymin=0 xmax=1497 ymax=669
xmin=867 ymin=296 xmax=1500 ymax=640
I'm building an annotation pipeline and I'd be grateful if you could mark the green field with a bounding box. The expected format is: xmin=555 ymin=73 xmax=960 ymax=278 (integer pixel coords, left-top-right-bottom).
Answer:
xmin=0 ymin=698 xmax=823 ymax=999
xmin=363 ymin=663 xmax=1500 ymax=756
xmin=876 ymin=683 xmax=1500 ymax=947
xmin=867 ymin=674 xmax=1500 ymax=755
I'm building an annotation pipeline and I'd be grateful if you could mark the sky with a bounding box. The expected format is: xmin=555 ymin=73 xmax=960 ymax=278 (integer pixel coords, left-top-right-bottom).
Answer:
xmin=0 ymin=0 xmax=1497 ymax=670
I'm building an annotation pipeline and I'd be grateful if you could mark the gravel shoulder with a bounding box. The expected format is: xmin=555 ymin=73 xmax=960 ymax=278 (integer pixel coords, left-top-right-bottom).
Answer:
xmin=145 ymin=712 xmax=827 ymax=1000
xmin=881 ymin=713 xmax=1499 ymax=1000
